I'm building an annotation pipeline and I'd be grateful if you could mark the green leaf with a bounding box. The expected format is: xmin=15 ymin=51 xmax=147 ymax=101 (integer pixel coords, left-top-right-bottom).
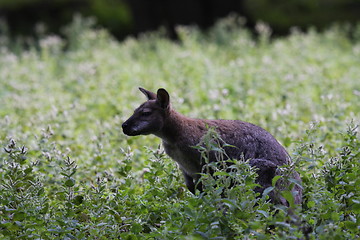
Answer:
xmin=256 ymin=209 xmax=269 ymax=218
xmin=307 ymin=200 xmax=315 ymax=208
xmin=281 ymin=190 xmax=295 ymax=208
xmin=37 ymin=187 xmax=45 ymax=196
xmin=331 ymin=211 xmax=340 ymax=221
xmin=131 ymin=223 xmax=142 ymax=234
xmin=343 ymin=221 xmax=357 ymax=230
xmin=288 ymin=178 xmax=303 ymax=189
xmin=72 ymin=195 xmax=84 ymax=205
xmin=64 ymin=178 xmax=76 ymax=187
xmin=24 ymin=167 xmax=33 ymax=174
xmin=220 ymin=198 xmax=240 ymax=209
xmin=213 ymin=171 xmax=230 ymax=176
xmin=262 ymin=186 xmax=274 ymax=199
xmin=13 ymin=211 xmax=26 ymax=221
xmin=272 ymin=175 xmax=282 ymax=186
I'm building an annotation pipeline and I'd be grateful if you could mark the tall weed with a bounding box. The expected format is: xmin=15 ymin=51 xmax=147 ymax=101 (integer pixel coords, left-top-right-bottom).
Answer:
xmin=0 ymin=15 xmax=359 ymax=239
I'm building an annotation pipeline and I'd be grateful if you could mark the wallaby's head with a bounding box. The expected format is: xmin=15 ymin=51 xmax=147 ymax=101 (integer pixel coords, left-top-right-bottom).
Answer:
xmin=122 ymin=87 xmax=170 ymax=136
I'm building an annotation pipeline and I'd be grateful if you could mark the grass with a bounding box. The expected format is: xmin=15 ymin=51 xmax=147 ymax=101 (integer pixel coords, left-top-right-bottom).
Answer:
xmin=0 ymin=16 xmax=359 ymax=239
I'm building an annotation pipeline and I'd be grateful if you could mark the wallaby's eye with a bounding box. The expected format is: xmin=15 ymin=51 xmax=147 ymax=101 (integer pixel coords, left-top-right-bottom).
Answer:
xmin=141 ymin=111 xmax=152 ymax=116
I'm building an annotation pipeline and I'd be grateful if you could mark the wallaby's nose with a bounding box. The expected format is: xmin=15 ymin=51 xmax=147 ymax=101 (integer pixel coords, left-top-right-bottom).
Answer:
xmin=122 ymin=121 xmax=135 ymax=136
xmin=122 ymin=121 xmax=130 ymax=135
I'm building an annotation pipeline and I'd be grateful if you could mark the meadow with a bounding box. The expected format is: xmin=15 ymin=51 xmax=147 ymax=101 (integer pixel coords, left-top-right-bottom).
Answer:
xmin=0 ymin=16 xmax=359 ymax=239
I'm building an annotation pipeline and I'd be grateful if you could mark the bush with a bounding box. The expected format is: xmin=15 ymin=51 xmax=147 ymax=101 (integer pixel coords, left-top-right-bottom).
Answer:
xmin=0 ymin=16 xmax=359 ymax=239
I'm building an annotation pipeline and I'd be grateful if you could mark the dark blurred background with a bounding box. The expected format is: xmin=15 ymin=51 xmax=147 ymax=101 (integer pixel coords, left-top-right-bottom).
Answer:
xmin=1 ymin=0 xmax=360 ymax=39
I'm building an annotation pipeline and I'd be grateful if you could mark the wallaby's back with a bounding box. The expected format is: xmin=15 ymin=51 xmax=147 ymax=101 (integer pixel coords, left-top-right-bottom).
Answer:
xmin=205 ymin=119 xmax=290 ymax=165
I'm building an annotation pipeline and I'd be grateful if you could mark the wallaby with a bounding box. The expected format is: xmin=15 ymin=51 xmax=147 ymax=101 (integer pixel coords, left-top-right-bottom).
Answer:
xmin=122 ymin=88 xmax=302 ymax=206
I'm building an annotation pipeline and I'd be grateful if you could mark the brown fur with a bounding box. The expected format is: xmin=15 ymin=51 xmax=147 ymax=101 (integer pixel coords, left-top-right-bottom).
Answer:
xmin=122 ymin=88 xmax=302 ymax=205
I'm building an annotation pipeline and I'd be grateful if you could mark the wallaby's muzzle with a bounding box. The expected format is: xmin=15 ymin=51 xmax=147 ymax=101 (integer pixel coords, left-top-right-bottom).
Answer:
xmin=122 ymin=120 xmax=138 ymax=136
xmin=122 ymin=116 xmax=156 ymax=136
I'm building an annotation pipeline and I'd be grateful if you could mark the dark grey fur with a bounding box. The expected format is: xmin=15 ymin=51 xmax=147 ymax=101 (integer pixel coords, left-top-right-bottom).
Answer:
xmin=122 ymin=88 xmax=302 ymax=205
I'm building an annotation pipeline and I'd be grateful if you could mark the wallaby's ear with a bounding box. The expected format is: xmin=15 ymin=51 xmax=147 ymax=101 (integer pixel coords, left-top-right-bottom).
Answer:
xmin=156 ymin=88 xmax=170 ymax=109
xmin=139 ymin=87 xmax=157 ymax=100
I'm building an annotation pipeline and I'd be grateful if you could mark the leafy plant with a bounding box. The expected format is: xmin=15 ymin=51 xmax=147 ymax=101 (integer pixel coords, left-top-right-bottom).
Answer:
xmin=0 ymin=15 xmax=359 ymax=239
xmin=0 ymin=139 xmax=47 ymax=239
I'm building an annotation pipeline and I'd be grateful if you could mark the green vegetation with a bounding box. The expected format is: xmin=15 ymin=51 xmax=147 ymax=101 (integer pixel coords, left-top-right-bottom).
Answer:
xmin=0 ymin=16 xmax=359 ymax=239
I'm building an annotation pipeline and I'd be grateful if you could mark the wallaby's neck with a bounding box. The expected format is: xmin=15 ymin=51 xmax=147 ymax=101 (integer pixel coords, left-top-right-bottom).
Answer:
xmin=155 ymin=108 xmax=185 ymax=143
xmin=155 ymin=108 xmax=203 ymax=144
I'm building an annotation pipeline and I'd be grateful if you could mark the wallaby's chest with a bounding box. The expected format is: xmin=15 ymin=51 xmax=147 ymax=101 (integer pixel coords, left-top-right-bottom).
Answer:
xmin=162 ymin=141 xmax=201 ymax=176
